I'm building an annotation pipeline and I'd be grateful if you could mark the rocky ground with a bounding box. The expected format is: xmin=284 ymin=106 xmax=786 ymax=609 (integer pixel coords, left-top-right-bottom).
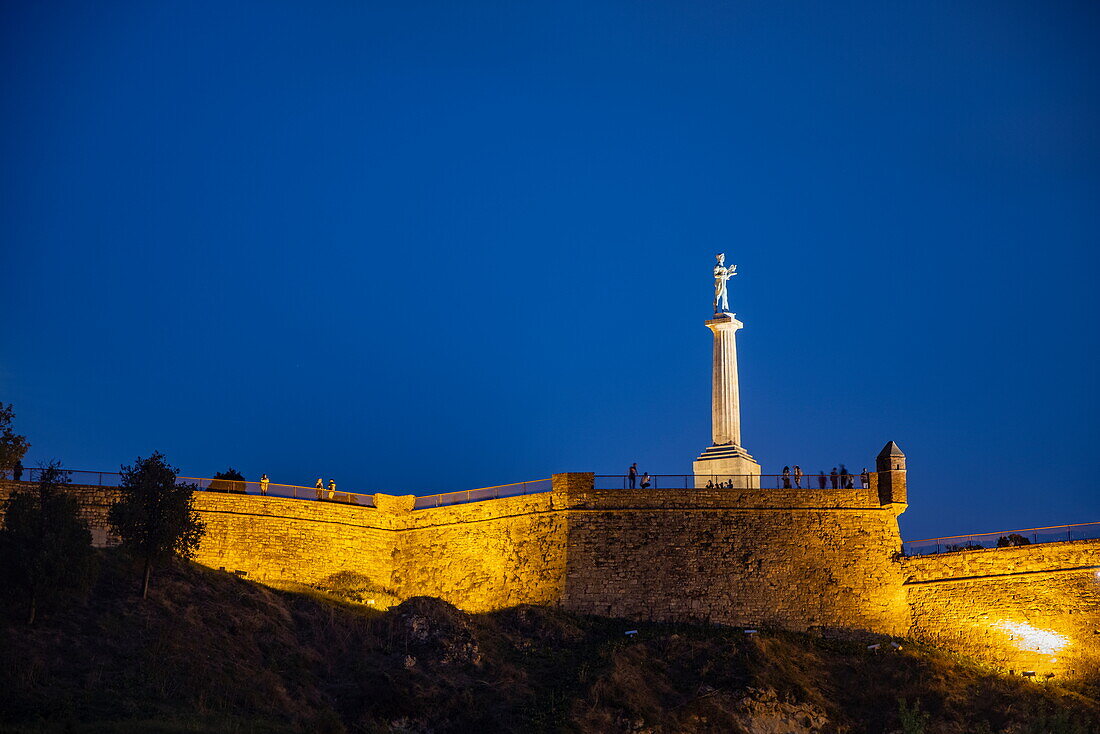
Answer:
xmin=0 ymin=549 xmax=1096 ymax=733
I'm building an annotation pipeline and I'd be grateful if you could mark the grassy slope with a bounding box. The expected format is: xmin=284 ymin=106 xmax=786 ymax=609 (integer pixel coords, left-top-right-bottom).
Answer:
xmin=0 ymin=549 xmax=1097 ymax=734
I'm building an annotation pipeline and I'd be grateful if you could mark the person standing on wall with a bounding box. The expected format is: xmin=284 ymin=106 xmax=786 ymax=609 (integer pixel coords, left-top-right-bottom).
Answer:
xmin=328 ymin=478 xmax=337 ymax=500
xmin=793 ymin=465 xmax=803 ymax=489
xmin=628 ymin=463 xmax=638 ymax=489
xmin=12 ymin=460 xmax=23 ymax=481
xmin=817 ymin=471 xmax=827 ymax=490
xmin=781 ymin=466 xmax=791 ymax=489
xmin=259 ymin=474 xmax=269 ymax=496
xmin=315 ymin=477 xmax=324 ymax=500
xmin=860 ymin=468 xmax=869 ymax=489
xmin=839 ymin=464 xmax=852 ymax=489
xmin=829 ymin=467 xmax=838 ymax=489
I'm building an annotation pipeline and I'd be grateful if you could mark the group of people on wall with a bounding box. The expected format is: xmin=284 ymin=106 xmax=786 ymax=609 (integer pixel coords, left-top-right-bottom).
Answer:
xmin=251 ymin=474 xmax=340 ymax=500
xmin=780 ymin=464 xmax=869 ymax=490
xmin=625 ymin=463 xmax=872 ymax=490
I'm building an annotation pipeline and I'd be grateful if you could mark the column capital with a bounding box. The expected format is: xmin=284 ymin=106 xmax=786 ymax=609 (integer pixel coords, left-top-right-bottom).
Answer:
xmin=705 ymin=313 xmax=743 ymax=332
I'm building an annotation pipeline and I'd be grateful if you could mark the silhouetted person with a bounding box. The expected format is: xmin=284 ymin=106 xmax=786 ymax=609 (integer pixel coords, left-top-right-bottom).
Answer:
xmin=840 ymin=464 xmax=852 ymax=489
xmin=781 ymin=466 xmax=791 ymax=489
xmin=628 ymin=463 xmax=638 ymax=489
xmin=817 ymin=471 xmax=827 ymax=490
xmin=640 ymin=472 xmax=651 ymax=489
xmin=12 ymin=460 xmax=23 ymax=481
xmin=259 ymin=474 xmax=269 ymax=496
xmin=315 ymin=477 xmax=324 ymax=500
xmin=793 ymin=465 xmax=803 ymax=489
xmin=829 ymin=467 xmax=838 ymax=489
xmin=860 ymin=467 xmax=869 ymax=489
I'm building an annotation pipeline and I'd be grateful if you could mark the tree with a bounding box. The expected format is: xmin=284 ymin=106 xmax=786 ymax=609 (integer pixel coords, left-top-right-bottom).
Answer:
xmin=0 ymin=463 xmax=94 ymax=623
xmin=0 ymin=403 xmax=30 ymax=475
xmin=107 ymin=452 xmax=206 ymax=599
xmin=209 ymin=467 xmax=247 ymax=494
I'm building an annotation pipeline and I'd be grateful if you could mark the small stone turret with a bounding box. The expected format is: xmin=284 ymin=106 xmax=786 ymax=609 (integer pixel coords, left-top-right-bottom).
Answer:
xmin=875 ymin=441 xmax=907 ymax=511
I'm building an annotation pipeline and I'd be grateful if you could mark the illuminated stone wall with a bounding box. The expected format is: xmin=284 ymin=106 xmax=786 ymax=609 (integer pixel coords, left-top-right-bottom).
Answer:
xmin=191 ymin=492 xmax=395 ymax=590
xmin=902 ymin=541 xmax=1100 ymax=679
xmin=0 ymin=480 xmax=120 ymax=547
xmin=556 ymin=476 xmax=911 ymax=635
xmin=391 ymin=491 xmax=567 ymax=611
xmin=2 ymin=477 xmax=1097 ymax=679
xmin=0 ymin=480 xmax=567 ymax=612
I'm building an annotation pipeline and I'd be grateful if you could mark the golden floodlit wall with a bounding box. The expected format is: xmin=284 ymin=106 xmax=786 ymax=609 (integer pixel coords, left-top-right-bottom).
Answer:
xmin=556 ymin=474 xmax=911 ymax=635
xmin=1 ymin=476 xmax=1097 ymax=679
xmin=902 ymin=541 xmax=1100 ymax=679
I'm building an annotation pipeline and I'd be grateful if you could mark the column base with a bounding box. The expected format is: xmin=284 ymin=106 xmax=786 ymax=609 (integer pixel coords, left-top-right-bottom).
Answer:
xmin=693 ymin=444 xmax=761 ymax=488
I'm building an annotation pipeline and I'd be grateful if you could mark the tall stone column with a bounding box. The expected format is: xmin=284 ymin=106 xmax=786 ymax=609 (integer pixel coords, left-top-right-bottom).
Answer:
xmin=694 ymin=312 xmax=761 ymax=488
xmin=709 ymin=314 xmax=743 ymax=446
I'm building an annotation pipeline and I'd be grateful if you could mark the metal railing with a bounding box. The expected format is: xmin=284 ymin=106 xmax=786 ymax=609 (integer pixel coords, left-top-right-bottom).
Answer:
xmin=8 ymin=468 xmax=122 ymax=486
xmin=184 ymin=477 xmax=377 ymax=507
xmin=3 ymin=467 xmax=379 ymax=507
xmin=413 ymin=479 xmax=553 ymax=509
xmin=595 ymin=474 xmax=871 ymax=490
xmin=902 ymin=522 xmax=1100 ymax=556
xmin=3 ymin=468 xmax=554 ymax=511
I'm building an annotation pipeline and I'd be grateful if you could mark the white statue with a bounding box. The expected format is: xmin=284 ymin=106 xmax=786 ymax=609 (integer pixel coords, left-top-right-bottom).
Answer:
xmin=713 ymin=253 xmax=737 ymax=313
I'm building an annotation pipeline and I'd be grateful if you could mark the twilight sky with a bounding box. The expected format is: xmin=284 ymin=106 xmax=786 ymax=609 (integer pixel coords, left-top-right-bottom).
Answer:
xmin=2 ymin=1 xmax=1098 ymax=541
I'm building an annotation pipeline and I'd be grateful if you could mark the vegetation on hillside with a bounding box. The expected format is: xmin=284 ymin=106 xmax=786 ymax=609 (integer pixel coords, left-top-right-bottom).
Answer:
xmin=0 ymin=402 xmax=30 ymax=474
xmin=107 ymin=452 xmax=206 ymax=599
xmin=0 ymin=549 xmax=1096 ymax=734
xmin=0 ymin=463 xmax=94 ymax=624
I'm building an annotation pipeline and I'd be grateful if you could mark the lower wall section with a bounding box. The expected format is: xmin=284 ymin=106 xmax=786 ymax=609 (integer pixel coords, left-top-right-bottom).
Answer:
xmin=561 ymin=504 xmax=910 ymax=635
xmin=902 ymin=541 xmax=1100 ymax=679
xmin=192 ymin=493 xmax=395 ymax=590
xmin=392 ymin=493 xmax=567 ymax=612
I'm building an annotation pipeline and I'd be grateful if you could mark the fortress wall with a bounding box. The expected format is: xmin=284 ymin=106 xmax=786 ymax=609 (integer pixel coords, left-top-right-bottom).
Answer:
xmin=388 ymin=491 xmax=567 ymax=612
xmin=902 ymin=541 xmax=1100 ymax=679
xmin=565 ymin=484 xmax=882 ymax=510
xmin=0 ymin=480 xmax=568 ymax=608
xmin=0 ymin=481 xmax=399 ymax=589
xmin=0 ymin=480 xmax=120 ymax=546
xmin=557 ymin=479 xmax=911 ymax=636
xmin=191 ymin=493 xmax=395 ymax=589
xmin=6 ymin=478 xmax=1097 ymax=678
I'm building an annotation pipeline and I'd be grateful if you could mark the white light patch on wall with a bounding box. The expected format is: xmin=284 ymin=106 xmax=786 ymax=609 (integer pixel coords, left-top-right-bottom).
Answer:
xmin=992 ymin=620 xmax=1069 ymax=655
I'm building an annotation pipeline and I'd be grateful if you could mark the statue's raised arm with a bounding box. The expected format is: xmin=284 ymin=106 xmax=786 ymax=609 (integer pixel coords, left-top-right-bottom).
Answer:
xmin=712 ymin=253 xmax=736 ymax=313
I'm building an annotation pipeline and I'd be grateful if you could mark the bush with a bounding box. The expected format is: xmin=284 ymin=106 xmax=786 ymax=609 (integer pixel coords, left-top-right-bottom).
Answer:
xmin=208 ymin=467 xmax=247 ymax=494
xmin=0 ymin=463 xmax=95 ymax=623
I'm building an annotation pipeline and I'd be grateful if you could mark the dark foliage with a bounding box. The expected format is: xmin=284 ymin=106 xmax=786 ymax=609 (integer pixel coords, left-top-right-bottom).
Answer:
xmin=107 ymin=452 xmax=205 ymax=599
xmin=944 ymin=542 xmax=985 ymax=552
xmin=0 ymin=402 xmax=30 ymax=474
xmin=997 ymin=533 xmax=1033 ymax=547
xmin=208 ymin=467 xmax=247 ymax=494
xmin=0 ymin=463 xmax=94 ymax=624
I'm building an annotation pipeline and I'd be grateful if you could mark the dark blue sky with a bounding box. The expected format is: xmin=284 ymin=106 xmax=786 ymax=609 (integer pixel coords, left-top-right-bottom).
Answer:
xmin=2 ymin=1 xmax=1097 ymax=540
